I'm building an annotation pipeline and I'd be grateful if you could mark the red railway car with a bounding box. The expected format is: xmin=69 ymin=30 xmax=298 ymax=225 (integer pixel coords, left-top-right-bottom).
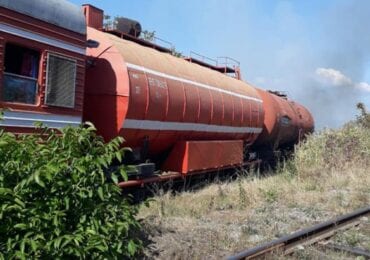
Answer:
xmin=0 ymin=0 xmax=86 ymax=133
xmin=84 ymin=23 xmax=265 ymax=174
xmin=0 ymin=1 xmax=314 ymax=186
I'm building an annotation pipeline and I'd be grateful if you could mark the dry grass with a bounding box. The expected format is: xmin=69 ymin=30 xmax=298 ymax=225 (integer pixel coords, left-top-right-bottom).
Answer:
xmin=138 ymin=122 xmax=370 ymax=259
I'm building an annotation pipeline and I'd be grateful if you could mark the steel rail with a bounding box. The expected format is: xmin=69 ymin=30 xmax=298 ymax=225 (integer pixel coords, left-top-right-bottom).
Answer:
xmin=324 ymin=243 xmax=370 ymax=258
xmin=227 ymin=206 xmax=370 ymax=260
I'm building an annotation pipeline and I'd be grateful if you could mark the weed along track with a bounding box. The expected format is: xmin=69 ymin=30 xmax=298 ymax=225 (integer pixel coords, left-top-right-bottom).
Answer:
xmin=228 ymin=206 xmax=370 ymax=259
xmin=137 ymin=92 xmax=369 ymax=259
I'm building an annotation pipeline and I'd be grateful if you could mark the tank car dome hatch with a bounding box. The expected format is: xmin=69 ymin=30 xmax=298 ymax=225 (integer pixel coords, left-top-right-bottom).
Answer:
xmin=0 ymin=0 xmax=86 ymax=34
xmin=115 ymin=17 xmax=142 ymax=37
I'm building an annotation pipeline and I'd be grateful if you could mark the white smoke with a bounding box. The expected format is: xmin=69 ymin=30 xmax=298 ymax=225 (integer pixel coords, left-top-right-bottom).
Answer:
xmin=355 ymin=82 xmax=370 ymax=92
xmin=316 ymin=67 xmax=370 ymax=93
xmin=315 ymin=68 xmax=352 ymax=86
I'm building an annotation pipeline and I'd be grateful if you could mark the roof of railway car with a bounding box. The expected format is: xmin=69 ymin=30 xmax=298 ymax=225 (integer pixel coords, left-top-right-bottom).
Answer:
xmin=0 ymin=0 xmax=86 ymax=34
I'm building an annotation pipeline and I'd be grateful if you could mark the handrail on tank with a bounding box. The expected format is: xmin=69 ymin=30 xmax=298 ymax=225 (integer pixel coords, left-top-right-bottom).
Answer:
xmin=184 ymin=52 xmax=242 ymax=79
xmin=189 ymin=51 xmax=218 ymax=66
xmin=217 ymin=56 xmax=240 ymax=68
xmin=142 ymin=34 xmax=174 ymax=50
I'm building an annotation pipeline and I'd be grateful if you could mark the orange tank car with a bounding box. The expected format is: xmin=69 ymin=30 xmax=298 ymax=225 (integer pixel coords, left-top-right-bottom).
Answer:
xmin=83 ymin=21 xmax=267 ymax=172
xmin=254 ymin=88 xmax=314 ymax=149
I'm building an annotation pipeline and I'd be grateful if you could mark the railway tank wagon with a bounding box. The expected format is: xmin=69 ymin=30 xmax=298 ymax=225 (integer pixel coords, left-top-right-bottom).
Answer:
xmin=83 ymin=5 xmax=266 ymax=174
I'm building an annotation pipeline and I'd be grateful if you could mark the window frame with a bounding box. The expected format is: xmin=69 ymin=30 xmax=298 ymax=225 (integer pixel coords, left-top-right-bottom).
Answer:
xmin=1 ymin=41 xmax=41 ymax=106
xmin=45 ymin=52 xmax=77 ymax=108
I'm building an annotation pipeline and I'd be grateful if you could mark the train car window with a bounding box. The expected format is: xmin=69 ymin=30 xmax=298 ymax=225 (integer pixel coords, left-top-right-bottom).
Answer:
xmin=2 ymin=43 xmax=40 ymax=104
xmin=45 ymin=54 xmax=76 ymax=108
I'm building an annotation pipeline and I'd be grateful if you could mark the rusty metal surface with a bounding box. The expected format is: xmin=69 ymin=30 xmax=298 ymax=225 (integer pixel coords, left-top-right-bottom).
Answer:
xmin=85 ymin=27 xmax=265 ymax=154
xmin=112 ymin=30 xmax=264 ymax=152
xmin=85 ymin=27 xmax=314 ymax=156
xmin=254 ymin=88 xmax=314 ymax=149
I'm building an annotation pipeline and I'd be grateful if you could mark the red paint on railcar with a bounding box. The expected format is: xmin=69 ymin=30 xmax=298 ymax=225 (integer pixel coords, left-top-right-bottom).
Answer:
xmin=0 ymin=4 xmax=86 ymax=130
xmin=84 ymin=27 xmax=264 ymax=158
xmin=254 ymin=89 xmax=314 ymax=149
xmin=162 ymin=140 xmax=244 ymax=174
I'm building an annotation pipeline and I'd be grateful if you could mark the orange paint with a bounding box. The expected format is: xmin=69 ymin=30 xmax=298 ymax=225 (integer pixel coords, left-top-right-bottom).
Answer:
xmin=162 ymin=140 xmax=244 ymax=174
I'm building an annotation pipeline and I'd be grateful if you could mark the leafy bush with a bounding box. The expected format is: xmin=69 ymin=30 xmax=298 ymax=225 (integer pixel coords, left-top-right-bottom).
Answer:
xmin=286 ymin=106 xmax=370 ymax=179
xmin=0 ymin=123 xmax=141 ymax=259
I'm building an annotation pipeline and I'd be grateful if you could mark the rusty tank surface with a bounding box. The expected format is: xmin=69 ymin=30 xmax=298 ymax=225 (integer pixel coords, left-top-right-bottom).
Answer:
xmin=84 ymin=27 xmax=265 ymax=155
xmin=254 ymin=89 xmax=314 ymax=149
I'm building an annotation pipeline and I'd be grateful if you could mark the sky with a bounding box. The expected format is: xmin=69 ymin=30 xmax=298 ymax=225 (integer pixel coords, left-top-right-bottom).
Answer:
xmin=71 ymin=0 xmax=370 ymax=129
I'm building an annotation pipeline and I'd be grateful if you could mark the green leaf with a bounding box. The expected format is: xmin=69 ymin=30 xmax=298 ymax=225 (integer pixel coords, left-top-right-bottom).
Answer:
xmin=14 ymin=198 xmax=25 ymax=208
xmin=24 ymin=232 xmax=34 ymax=238
xmin=76 ymin=165 xmax=85 ymax=173
xmin=115 ymin=151 xmax=122 ymax=162
xmin=127 ymin=240 xmax=137 ymax=256
xmin=34 ymin=171 xmax=45 ymax=188
xmin=111 ymin=173 xmax=118 ymax=184
xmin=97 ymin=187 xmax=104 ymax=201
xmin=61 ymin=236 xmax=72 ymax=248
xmin=97 ymin=157 xmax=108 ymax=168
xmin=53 ymin=215 xmax=59 ymax=226
xmin=93 ymin=244 xmax=105 ymax=252
xmin=30 ymin=240 xmax=37 ymax=251
xmin=15 ymin=251 xmax=26 ymax=260
xmin=54 ymin=237 xmax=62 ymax=249
xmin=0 ymin=188 xmax=12 ymax=195
xmin=120 ymin=168 xmax=128 ymax=182
xmin=20 ymin=240 xmax=25 ymax=253
xmin=117 ymin=241 xmax=123 ymax=253
xmin=14 ymin=223 xmax=27 ymax=230
xmin=86 ymin=229 xmax=96 ymax=235
xmin=73 ymin=238 xmax=80 ymax=246
xmin=64 ymin=197 xmax=70 ymax=210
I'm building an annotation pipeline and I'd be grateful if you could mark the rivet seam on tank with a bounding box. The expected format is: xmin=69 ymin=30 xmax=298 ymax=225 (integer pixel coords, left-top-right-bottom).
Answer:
xmin=125 ymin=63 xmax=263 ymax=103
xmin=122 ymin=119 xmax=262 ymax=134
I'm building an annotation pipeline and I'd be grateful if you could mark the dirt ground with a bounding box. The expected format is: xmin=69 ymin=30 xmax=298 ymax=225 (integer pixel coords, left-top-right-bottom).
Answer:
xmin=138 ymin=125 xmax=370 ymax=259
xmin=138 ymin=167 xmax=369 ymax=259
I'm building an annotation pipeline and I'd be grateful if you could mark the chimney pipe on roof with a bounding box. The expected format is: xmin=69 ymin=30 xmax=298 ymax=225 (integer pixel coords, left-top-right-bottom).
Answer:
xmin=82 ymin=4 xmax=103 ymax=30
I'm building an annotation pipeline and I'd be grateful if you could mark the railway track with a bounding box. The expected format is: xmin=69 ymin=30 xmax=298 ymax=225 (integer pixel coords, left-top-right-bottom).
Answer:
xmin=228 ymin=206 xmax=370 ymax=259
